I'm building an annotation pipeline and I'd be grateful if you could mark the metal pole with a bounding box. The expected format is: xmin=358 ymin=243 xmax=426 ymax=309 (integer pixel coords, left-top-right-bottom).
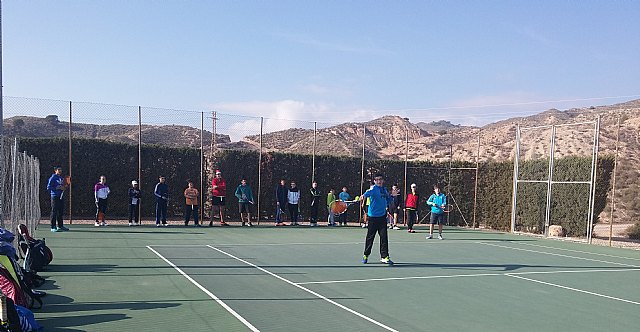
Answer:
xmin=200 ymin=111 xmax=204 ymax=223
xmin=68 ymin=101 xmax=73 ymax=225
xmin=447 ymin=131 xmax=453 ymax=225
xmin=257 ymin=117 xmax=263 ymax=225
xmin=0 ymin=0 xmax=4 ymax=225
xmin=609 ymin=115 xmax=620 ymax=246
xmin=473 ymin=130 xmax=480 ymax=228
xmin=359 ymin=124 xmax=366 ymax=224
xmin=138 ymin=106 xmax=142 ymax=224
xmin=403 ymin=128 xmax=408 ymax=226
xmin=510 ymin=124 xmax=521 ymax=232
xmin=312 ymin=122 xmax=317 ymax=184
xmin=587 ymin=116 xmax=601 ymax=243
xmin=10 ymin=138 xmax=17 ymax=226
xmin=544 ymin=125 xmax=557 ymax=236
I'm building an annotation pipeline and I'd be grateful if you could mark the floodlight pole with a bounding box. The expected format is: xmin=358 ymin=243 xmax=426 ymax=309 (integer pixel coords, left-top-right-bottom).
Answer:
xmin=609 ymin=114 xmax=621 ymax=246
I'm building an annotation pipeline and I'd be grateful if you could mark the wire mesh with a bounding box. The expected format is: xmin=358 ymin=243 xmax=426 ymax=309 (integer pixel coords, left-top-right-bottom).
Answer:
xmin=0 ymin=138 xmax=41 ymax=239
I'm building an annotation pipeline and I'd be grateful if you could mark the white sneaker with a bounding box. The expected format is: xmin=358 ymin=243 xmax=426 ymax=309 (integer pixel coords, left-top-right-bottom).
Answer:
xmin=101 ymin=222 xmax=108 ymax=226
xmin=438 ymin=234 xmax=443 ymax=240
xmin=426 ymin=234 xmax=433 ymax=239
xmin=393 ymin=226 xmax=401 ymax=230
xmin=361 ymin=224 xmax=367 ymax=228
xmin=128 ymin=222 xmax=133 ymax=227
xmin=94 ymin=222 xmax=101 ymax=227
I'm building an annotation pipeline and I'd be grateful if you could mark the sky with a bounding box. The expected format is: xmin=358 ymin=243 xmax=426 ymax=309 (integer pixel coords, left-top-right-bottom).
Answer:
xmin=3 ymin=0 xmax=640 ymax=132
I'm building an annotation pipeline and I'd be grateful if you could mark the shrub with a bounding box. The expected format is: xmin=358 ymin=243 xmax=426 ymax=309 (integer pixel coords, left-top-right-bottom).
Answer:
xmin=627 ymin=223 xmax=640 ymax=240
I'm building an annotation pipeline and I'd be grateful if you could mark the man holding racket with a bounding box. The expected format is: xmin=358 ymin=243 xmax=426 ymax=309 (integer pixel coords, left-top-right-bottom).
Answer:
xmin=426 ymin=184 xmax=447 ymax=239
xmin=47 ymin=166 xmax=69 ymax=232
xmin=360 ymin=173 xmax=393 ymax=265
xmin=235 ymin=178 xmax=254 ymax=226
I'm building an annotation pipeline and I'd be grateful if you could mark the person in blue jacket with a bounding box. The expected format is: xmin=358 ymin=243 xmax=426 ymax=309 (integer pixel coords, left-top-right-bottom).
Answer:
xmin=426 ymin=184 xmax=447 ymax=239
xmin=155 ymin=175 xmax=169 ymax=227
xmin=360 ymin=173 xmax=393 ymax=265
xmin=47 ymin=166 xmax=69 ymax=232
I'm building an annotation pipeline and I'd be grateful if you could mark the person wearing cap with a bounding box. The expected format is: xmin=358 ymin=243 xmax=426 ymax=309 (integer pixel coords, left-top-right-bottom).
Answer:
xmin=94 ymin=175 xmax=111 ymax=227
xmin=405 ymin=183 xmax=419 ymax=233
xmin=128 ymin=180 xmax=141 ymax=226
xmin=155 ymin=175 xmax=169 ymax=226
xmin=210 ymin=170 xmax=227 ymax=226
xmin=47 ymin=166 xmax=69 ymax=232
xmin=183 ymin=180 xmax=199 ymax=226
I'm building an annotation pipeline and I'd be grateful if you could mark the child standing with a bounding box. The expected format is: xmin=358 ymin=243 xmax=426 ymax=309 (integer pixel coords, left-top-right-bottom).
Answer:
xmin=184 ymin=180 xmax=200 ymax=226
xmin=94 ymin=175 xmax=111 ymax=227
xmin=338 ymin=187 xmax=350 ymax=226
xmin=128 ymin=180 xmax=141 ymax=226
xmin=326 ymin=188 xmax=336 ymax=226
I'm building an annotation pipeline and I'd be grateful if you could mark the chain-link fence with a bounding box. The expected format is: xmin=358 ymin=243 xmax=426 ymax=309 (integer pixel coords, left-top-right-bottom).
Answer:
xmin=2 ymin=96 xmax=639 ymax=245
xmin=0 ymin=137 xmax=41 ymax=239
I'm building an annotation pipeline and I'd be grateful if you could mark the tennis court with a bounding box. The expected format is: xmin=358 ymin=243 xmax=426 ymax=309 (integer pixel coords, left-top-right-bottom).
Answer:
xmin=36 ymin=224 xmax=640 ymax=331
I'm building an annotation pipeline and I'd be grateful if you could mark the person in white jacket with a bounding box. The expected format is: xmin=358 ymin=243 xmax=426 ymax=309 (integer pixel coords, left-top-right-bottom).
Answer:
xmin=287 ymin=181 xmax=301 ymax=226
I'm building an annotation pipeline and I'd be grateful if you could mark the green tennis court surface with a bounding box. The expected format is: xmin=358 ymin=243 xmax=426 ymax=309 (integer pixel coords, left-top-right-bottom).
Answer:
xmin=36 ymin=224 xmax=640 ymax=331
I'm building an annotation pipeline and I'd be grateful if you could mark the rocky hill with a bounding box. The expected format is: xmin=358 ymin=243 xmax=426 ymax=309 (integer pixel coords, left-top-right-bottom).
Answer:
xmin=4 ymin=115 xmax=230 ymax=148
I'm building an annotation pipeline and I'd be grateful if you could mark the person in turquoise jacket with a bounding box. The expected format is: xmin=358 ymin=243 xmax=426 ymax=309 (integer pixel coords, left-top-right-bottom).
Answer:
xmin=426 ymin=184 xmax=447 ymax=239
xmin=235 ymin=178 xmax=254 ymax=226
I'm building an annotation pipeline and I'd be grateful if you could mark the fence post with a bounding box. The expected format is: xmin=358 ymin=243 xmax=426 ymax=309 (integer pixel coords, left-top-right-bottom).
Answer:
xmin=587 ymin=116 xmax=601 ymax=243
xmin=403 ymin=128 xmax=408 ymax=225
xmin=138 ymin=106 xmax=142 ymax=224
xmin=609 ymin=114 xmax=621 ymax=246
xmin=312 ymin=122 xmax=317 ymax=184
xmin=257 ymin=117 xmax=263 ymax=224
xmin=359 ymin=124 xmax=366 ymax=224
xmin=200 ymin=111 xmax=204 ymax=223
xmin=510 ymin=124 xmax=521 ymax=232
xmin=68 ymin=101 xmax=73 ymax=224
xmin=473 ymin=130 xmax=480 ymax=228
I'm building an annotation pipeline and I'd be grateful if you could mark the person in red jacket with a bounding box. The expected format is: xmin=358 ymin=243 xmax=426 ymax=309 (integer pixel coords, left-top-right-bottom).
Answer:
xmin=405 ymin=183 xmax=419 ymax=233
xmin=210 ymin=170 xmax=228 ymax=226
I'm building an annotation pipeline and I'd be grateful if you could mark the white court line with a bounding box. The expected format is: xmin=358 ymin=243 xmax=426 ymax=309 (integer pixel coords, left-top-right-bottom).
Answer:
xmin=506 ymin=274 xmax=640 ymax=305
xmin=478 ymin=242 xmax=640 ymax=268
xmin=517 ymin=242 xmax=640 ymax=262
xmin=297 ymin=268 xmax=640 ymax=285
xmin=146 ymin=246 xmax=260 ymax=332
xmin=149 ymin=242 xmax=361 ymax=247
xmin=206 ymin=245 xmax=399 ymax=332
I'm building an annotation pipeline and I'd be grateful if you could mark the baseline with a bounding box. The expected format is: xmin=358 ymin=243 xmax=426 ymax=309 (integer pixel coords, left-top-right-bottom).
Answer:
xmin=146 ymin=246 xmax=260 ymax=332
xmin=206 ymin=245 xmax=399 ymax=332
xmin=517 ymin=242 xmax=640 ymax=262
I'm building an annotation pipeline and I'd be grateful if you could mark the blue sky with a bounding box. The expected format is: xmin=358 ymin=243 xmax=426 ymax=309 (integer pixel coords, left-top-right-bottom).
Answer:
xmin=3 ymin=0 xmax=640 ymax=128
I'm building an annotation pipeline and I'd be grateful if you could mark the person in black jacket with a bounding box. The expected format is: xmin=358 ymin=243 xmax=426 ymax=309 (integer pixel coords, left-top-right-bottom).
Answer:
xmin=275 ymin=179 xmax=288 ymax=226
xmin=309 ymin=182 xmax=321 ymax=227
xmin=154 ymin=176 xmax=169 ymax=227
xmin=128 ymin=180 xmax=141 ymax=226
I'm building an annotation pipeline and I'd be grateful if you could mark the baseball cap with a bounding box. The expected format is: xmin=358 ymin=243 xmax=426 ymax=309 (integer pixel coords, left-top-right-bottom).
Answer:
xmin=410 ymin=183 xmax=417 ymax=188
xmin=215 ymin=170 xmax=222 ymax=174
xmin=132 ymin=180 xmax=138 ymax=185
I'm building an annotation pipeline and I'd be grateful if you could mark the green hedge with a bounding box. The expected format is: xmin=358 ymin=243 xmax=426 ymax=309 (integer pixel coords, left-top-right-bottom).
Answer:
xmin=19 ymin=138 xmax=613 ymax=235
